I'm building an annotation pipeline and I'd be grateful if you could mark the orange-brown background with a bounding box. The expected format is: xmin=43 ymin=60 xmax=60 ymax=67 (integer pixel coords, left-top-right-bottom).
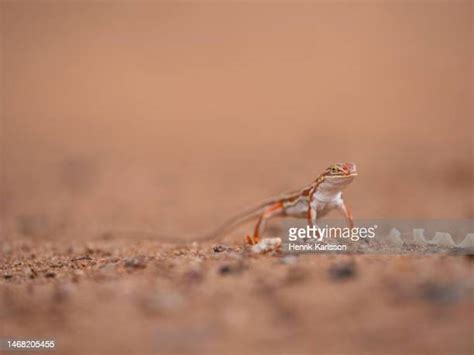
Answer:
xmin=1 ymin=1 xmax=472 ymax=240
xmin=1 ymin=4 xmax=473 ymax=355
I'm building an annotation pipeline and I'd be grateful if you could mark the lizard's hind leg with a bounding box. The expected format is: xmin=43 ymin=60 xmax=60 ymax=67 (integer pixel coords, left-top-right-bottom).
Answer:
xmin=246 ymin=202 xmax=284 ymax=245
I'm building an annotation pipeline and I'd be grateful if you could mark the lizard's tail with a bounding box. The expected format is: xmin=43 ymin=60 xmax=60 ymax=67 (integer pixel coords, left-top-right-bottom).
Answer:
xmin=98 ymin=200 xmax=275 ymax=244
xmin=191 ymin=200 xmax=273 ymax=242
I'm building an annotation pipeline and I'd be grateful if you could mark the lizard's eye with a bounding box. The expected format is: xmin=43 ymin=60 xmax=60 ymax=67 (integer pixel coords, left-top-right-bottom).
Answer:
xmin=330 ymin=167 xmax=338 ymax=174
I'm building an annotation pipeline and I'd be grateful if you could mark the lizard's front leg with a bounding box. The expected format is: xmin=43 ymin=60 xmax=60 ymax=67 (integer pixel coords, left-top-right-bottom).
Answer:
xmin=338 ymin=201 xmax=354 ymax=229
xmin=339 ymin=201 xmax=368 ymax=243
xmin=307 ymin=187 xmax=318 ymax=227
xmin=306 ymin=191 xmax=324 ymax=241
xmin=307 ymin=204 xmax=318 ymax=227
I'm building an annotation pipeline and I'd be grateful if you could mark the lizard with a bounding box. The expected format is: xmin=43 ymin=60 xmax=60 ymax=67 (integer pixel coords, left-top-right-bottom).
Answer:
xmin=99 ymin=162 xmax=357 ymax=245
xmin=244 ymin=161 xmax=357 ymax=245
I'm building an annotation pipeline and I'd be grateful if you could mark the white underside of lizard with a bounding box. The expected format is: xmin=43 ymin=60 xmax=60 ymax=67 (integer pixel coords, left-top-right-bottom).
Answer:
xmin=284 ymin=175 xmax=356 ymax=220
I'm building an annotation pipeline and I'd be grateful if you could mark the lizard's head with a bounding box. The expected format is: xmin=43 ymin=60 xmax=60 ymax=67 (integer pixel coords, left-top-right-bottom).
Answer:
xmin=324 ymin=162 xmax=357 ymax=179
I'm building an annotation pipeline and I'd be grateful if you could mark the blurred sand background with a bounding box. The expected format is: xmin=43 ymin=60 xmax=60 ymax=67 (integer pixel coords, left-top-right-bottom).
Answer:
xmin=0 ymin=2 xmax=473 ymax=355
xmin=1 ymin=1 xmax=472 ymax=240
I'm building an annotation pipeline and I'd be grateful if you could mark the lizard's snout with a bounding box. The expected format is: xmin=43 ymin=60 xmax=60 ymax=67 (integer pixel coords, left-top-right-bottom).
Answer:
xmin=342 ymin=162 xmax=357 ymax=175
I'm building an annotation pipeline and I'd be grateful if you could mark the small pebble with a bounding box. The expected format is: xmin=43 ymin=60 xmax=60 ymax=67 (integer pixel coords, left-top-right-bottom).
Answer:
xmin=250 ymin=238 xmax=281 ymax=254
xmin=26 ymin=267 xmax=37 ymax=279
xmin=213 ymin=245 xmax=227 ymax=253
xmin=219 ymin=265 xmax=232 ymax=274
xmin=124 ymin=255 xmax=148 ymax=269
xmin=218 ymin=263 xmax=244 ymax=275
xmin=328 ymin=262 xmax=356 ymax=281
xmin=464 ymin=254 xmax=474 ymax=262
xmin=420 ymin=282 xmax=463 ymax=305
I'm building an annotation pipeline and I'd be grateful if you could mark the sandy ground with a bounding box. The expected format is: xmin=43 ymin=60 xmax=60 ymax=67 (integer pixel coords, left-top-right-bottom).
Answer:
xmin=1 ymin=237 xmax=473 ymax=355
xmin=1 ymin=2 xmax=473 ymax=354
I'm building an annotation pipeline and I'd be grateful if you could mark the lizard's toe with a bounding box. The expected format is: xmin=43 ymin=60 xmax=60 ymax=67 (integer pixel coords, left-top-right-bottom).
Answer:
xmin=245 ymin=235 xmax=258 ymax=245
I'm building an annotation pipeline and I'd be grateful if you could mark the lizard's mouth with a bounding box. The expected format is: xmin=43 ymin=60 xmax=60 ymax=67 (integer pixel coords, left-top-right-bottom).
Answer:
xmin=327 ymin=172 xmax=358 ymax=179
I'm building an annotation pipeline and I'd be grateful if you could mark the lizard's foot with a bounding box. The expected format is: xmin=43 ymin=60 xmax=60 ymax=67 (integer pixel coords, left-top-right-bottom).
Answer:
xmin=250 ymin=237 xmax=282 ymax=254
xmin=245 ymin=235 xmax=259 ymax=245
